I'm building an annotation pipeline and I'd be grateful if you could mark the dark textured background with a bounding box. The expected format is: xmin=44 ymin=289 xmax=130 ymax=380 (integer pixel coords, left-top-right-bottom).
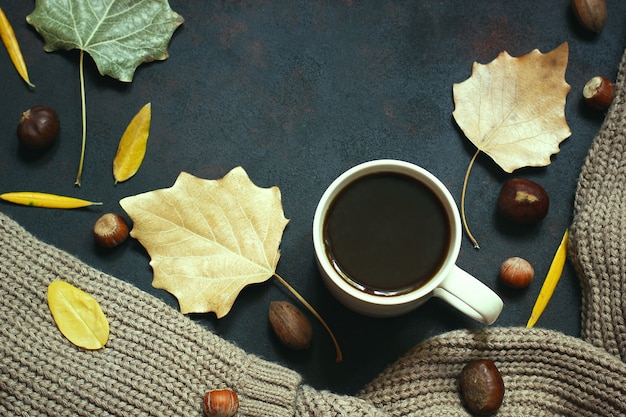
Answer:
xmin=1 ymin=1 xmax=624 ymax=395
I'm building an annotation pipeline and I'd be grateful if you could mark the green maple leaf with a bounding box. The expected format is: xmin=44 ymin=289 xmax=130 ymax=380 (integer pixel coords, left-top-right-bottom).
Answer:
xmin=27 ymin=0 xmax=184 ymax=82
xmin=26 ymin=0 xmax=183 ymax=186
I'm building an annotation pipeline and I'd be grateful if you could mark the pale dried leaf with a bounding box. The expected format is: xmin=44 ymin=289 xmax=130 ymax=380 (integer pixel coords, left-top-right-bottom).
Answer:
xmin=119 ymin=168 xmax=289 ymax=318
xmin=452 ymin=42 xmax=571 ymax=173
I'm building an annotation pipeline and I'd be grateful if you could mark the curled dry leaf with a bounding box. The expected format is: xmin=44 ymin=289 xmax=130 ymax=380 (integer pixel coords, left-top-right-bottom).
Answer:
xmin=113 ymin=102 xmax=151 ymax=184
xmin=452 ymin=42 xmax=571 ymax=248
xmin=47 ymin=280 xmax=109 ymax=350
xmin=119 ymin=168 xmax=289 ymax=318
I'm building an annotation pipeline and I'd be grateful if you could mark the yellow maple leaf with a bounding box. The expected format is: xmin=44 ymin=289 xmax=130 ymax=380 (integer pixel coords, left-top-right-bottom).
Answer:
xmin=453 ymin=42 xmax=571 ymax=173
xmin=119 ymin=167 xmax=289 ymax=318
xmin=452 ymin=43 xmax=571 ymax=248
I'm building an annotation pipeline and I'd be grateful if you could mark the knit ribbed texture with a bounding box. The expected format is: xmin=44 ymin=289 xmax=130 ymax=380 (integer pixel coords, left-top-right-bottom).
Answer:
xmin=0 ymin=212 xmax=382 ymax=417
xmin=2 ymin=49 xmax=626 ymax=417
xmin=358 ymin=328 xmax=626 ymax=416
xmin=569 ymin=48 xmax=626 ymax=362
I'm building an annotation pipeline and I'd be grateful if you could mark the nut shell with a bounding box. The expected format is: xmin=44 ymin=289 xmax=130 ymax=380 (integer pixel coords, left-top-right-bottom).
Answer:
xmin=93 ymin=213 xmax=129 ymax=248
xmin=17 ymin=105 xmax=60 ymax=151
xmin=497 ymin=178 xmax=549 ymax=225
xmin=583 ymin=76 xmax=615 ymax=110
xmin=499 ymin=257 xmax=534 ymax=289
xmin=459 ymin=359 xmax=505 ymax=416
xmin=203 ymin=389 xmax=239 ymax=417
xmin=572 ymin=0 xmax=607 ymax=33
xmin=269 ymin=301 xmax=313 ymax=350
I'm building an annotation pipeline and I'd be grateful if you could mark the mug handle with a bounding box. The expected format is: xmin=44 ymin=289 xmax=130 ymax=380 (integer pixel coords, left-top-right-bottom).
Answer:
xmin=433 ymin=265 xmax=504 ymax=325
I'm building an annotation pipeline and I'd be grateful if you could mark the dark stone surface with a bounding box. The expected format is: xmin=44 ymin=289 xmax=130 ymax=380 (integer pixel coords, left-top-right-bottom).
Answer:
xmin=1 ymin=1 xmax=624 ymax=394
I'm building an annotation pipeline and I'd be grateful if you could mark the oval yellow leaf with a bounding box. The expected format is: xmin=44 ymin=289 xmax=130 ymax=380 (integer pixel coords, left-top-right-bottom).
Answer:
xmin=47 ymin=280 xmax=109 ymax=350
xmin=0 ymin=191 xmax=102 ymax=208
xmin=113 ymin=102 xmax=151 ymax=184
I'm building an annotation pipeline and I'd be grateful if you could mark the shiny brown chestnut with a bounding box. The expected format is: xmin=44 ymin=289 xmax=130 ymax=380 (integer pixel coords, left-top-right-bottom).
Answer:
xmin=497 ymin=178 xmax=549 ymax=225
xmin=583 ymin=76 xmax=615 ymax=110
xmin=459 ymin=359 xmax=505 ymax=415
xmin=17 ymin=105 xmax=60 ymax=151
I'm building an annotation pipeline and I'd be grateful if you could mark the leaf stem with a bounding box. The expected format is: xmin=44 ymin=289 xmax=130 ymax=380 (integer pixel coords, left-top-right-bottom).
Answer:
xmin=75 ymin=49 xmax=87 ymax=187
xmin=461 ymin=149 xmax=481 ymax=249
xmin=273 ymin=273 xmax=343 ymax=362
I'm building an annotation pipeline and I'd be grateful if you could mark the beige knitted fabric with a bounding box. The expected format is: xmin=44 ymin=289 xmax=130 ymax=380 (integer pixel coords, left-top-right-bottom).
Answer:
xmin=2 ymin=49 xmax=626 ymax=417
xmin=569 ymin=48 xmax=626 ymax=362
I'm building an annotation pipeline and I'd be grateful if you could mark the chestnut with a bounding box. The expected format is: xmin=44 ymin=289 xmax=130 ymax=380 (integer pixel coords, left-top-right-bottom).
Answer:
xmin=583 ymin=76 xmax=614 ymax=110
xmin=459 ymin=359 xmax=505 ymax=416
xmin=497 ymin=178 xmax=549 ymax=224
xmin=17 ymin=105 xmax=60 ymax=151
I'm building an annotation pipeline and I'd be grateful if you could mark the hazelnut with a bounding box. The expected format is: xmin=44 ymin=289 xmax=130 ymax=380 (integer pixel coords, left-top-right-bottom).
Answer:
xmin=499 ymin=257 xmax=534 ymax=288
xmin=572 ymin=0 xmax=607 ymax=33
xmin=269 ymin=301 xmax=313 ymax=350
xmin=93 ymin=213 xmax=129 ymax=248
xmin=583 ymin=76 xmax=614 ymax=110
xmin=17 ymin=105 xmax=60 ymax=151
xmin=459 ymin=359 xmax=505 ymax=416
xmin=497 ymin=178 xmax=549 ymax=225
xmin=203 ymin=389 xmax=239 ymax=417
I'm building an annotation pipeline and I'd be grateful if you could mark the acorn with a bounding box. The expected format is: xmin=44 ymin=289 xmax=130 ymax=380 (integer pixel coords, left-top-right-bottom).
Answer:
xmin=499 ymin=257 xmax=534 ymax=289
xmin=93 ymin=213 xmax=129 ymax=248
xmin=202 ymin=389 xmax=239 ymax=417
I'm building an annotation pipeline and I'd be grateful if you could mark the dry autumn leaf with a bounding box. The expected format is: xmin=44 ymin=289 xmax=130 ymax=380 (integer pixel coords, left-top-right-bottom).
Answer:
xmin=452 ymin=43 xmax=571 ymax=248
xmin=113 ymin=102 xmax=151 ymax=184
xmin=119 ymin=168 xmax=289 ymax=318
xmin=47 ymin=280 xmax=109 ymax=350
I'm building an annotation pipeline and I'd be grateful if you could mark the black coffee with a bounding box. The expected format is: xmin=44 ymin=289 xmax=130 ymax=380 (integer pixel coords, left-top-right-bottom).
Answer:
xmin=323 ymin=172 xmax=450 ymax=296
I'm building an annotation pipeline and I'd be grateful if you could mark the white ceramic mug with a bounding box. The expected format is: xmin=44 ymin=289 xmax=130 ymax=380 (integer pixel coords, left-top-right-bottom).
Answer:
xmin=312 ymin=159 xmax=503 ymax=324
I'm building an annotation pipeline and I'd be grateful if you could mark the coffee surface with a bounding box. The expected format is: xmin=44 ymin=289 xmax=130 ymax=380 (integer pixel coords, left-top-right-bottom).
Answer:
xmin=324 ymin=172 xmax=450 ymax=295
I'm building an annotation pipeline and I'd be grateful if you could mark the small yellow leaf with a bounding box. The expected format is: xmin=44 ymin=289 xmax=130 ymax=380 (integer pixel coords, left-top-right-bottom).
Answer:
xmin=0 ymin=6 xmax=34 ymax=88
xmin=453 ymin=43 xmax=571 ymax=173
xmin=47 ymin=281 xmax=109 ymax=350
xmin=526 ymin=229 xmax=569 ymax=328
xmin=0 ymin=191 xmax=102 ymax=208
xmin=113 ymin=102 xmax=151 ymax=184
xmin=120 ymin=168 xmax=289 ymax=318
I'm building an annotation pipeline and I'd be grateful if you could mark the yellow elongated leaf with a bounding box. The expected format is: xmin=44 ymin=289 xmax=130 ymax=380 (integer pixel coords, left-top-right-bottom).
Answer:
xmin=113 ymin=103 xmax=152 ymax=184
xmin=119 ymin=168 xmax=289 ymax=318
xmin=526 ymin=229 xmax=569 ymax=328
xmin=0 ymin=192 xmax=102 ymax=208
xmin=0 ymin=6 xmax=34 ymax=88
xmin=47 ymin=280 xmax=109 ymax=350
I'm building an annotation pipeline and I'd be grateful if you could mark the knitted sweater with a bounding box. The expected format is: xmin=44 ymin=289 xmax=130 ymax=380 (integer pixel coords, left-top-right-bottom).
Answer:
xmin=2 ymin=50 xmax=626 ymax=416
